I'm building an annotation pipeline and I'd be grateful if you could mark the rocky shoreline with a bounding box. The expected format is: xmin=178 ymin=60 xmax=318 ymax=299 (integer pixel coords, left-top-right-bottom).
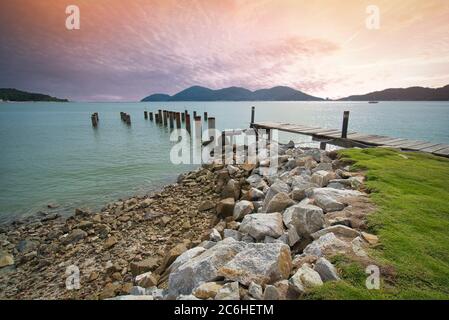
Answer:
xmin=0 ymin=142 xmax=379 ymax=300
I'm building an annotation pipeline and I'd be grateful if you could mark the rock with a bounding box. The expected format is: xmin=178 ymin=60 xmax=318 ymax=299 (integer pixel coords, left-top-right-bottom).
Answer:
xmin=130 ymin=257 xmax=160 ymax=276
xmin=248 ymin=282 xmax=263 ymax=300
xmin=96 ymin=224 xmax=111 ymax=238
xmin=351 ymin=236 xmax=368 ymax=257
xmin=168 ymin=247 xmax=207 ymax=273
xmin=292 ymin=255 xmax=318 ymax=270
xmin=0 ymin=251 xmax=14 ymax=268
xmin=312 ymin=163 xmax=333 ymax=173
xmin=157 ymin=243 xmax=189 ymax=273
xmin=216 ymin=198 xmax=235 ymax=217
xmin=327 ymin=182 xmax=345 ymax=190
xmin=282 ymin=204 xmax=325 ymax=238
xmin=41 ymin=213 xmax=60 ymax=222
xmin=263 ymin=181 xmax=290 ymax=210
xmin=199 ymin=200 xmax=216 ymax=212
xmin=289 ymin=265 xmax=323 ymax=294
xmin=223 ymin=229 xmax=242 ymax=241
xmin=239 ymin=213 xmax=284 ymax=240
xmin=76 ymin=220 xmax=94 ymax=230
xmin=286 ymin=226 xmax=300 ymax=247
xmin=246 ymin=174 xmax=263 ymax=187
xmin=361 ymin=232 xmax=379 ymax=245
xmin=62 ymin=229 xmax=87 ymax=245
xmin=314 ymin=257 xmax=340 ymax=282
xmin=193 ymin=282 xmax=223 ymax=299
xmin=263 ymin=285 xmax=280 ymax=300
xmin=104 ymin=236 xmax=118 ymax=249
xmin=221 ymin=179 xmax=240 ymax=200
xmin=16 ymin=239 xmax=39 ymax=253
xmin=265 ymin=192 xmax=295 ymax=213
xmin=160 ymin=216 xmax=171 ymax=226
xmin=312 ymin=188 xmax=363 ymax=212
xmin=233 ymin=200 xmax=254 ymax=220
xmin=218 ymin=242 xmax=292 ymax=286
xmin=227 ymin=165 xmax=239 ymax=175
xmin=311 ymin=225 xmax=360 ymax=240
xmin=311 ymin=170 xmax=334 ymax=187
xmin=129 ymin=286 xmax=146 ymax=295
xmin=215 ymin=282 xmax=240 ymax=300
xmin=245 ymin=188 xmax=265 ymax=201
xmin=135 ymin=271 xmax=160 ymax=288
xmin=303 ymin=233 xmax=349 ymax=257
xmin=209 ymin=228 xmax=222 ymax=242
xmin=167 ymin=239 xmax=246 ymax=296
xmin=75 ymin=208 xmax=90 ymax=217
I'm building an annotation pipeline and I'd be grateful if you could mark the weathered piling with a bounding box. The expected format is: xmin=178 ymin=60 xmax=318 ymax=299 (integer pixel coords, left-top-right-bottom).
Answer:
xmin=158 ymin=110 xmax=163 ymax=124
xmin=181 ymin=112 xmax=185 ymax=122
xmin=176 ymin=112 xmax=181 ymax=129
xmin=341 ymin=111 xmax=350 ymax=139
xmin=125 ymin=114 xmax=131 ymax=125
xmin=155 ymin=113 xmax=159 ymax=123
xmin=208 ymin=117 xmax=215 ymax=141
xmin=193 ymin=111 xmax=197 ymax=118
xmin=163 ymin=110 xmax=168 ymax=126
xmin=149 ymin=112 xmax=153 ymax=121
xmin=194 ymin=116 xmax=202 ymax=141
xmin=91 ymin=113 xmax=98 ymax=127
xmin=204 ymin=112 xmax=208 ymax=120
xmin=144 ymin=111 xmax=148 ymax=119
xmin=94 ymin=112 xmax=99 ymax=122
xmin=120 ymin=112 xmax=125 ymax=121
xmin=169 ymin=111 xmax=174 ymax=129
xmin=250 ymin=106 xmax=255 ymax=127
xmin=185 ymin=113 xmax=191 ymax=135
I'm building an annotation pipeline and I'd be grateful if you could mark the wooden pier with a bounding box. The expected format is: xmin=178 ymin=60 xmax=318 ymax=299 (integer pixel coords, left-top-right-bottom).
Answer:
xmin=252 ymin=120 xmax=449 ymax=157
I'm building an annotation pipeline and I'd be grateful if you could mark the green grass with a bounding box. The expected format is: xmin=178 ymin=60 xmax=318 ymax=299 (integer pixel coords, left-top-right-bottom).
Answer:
xmin=307 ymin=148 xmax=449 ymax=299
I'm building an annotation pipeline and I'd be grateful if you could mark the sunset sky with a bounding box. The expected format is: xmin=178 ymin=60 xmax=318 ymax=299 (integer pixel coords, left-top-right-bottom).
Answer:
xmin=1 ymin=0 xmax=449 ymax=101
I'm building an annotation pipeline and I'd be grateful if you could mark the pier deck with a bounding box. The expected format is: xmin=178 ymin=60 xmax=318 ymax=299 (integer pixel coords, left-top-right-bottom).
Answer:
xmin=252 ymin=121 xmax=449 ymax=157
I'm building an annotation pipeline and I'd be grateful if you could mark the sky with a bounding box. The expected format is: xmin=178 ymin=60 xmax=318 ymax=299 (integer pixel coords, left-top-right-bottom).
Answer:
xmin=1 ymin=0 xmax=449 ymax=101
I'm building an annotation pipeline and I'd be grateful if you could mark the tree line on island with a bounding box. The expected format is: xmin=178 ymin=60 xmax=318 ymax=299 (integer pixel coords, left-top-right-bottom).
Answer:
xmin=142 ymin=84 xmax=449 ymax=102
xmin=1 ymin=84 xmax=449 ymax=102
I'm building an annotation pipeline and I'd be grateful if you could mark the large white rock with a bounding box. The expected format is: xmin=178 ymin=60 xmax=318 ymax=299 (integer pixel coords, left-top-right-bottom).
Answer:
xmin=282 ymin=204 xmax=325 ymax=238
xmin=312 ymin=188 xmax=363 ymax=212
xmin=314 ymin=257 xmax=340 ymax=282
xmin=167 ymin=238 xmax=246 ymax=296
xmin=311 ymin=170 xmax=334 ymax=187
xmin=168 ymin=246 xmax=206 ymax=274
xmin=233 ymin=200 xmax=254 ymax=220
xmin=265 ymin=192 xmax=295 ymax=213
xmin=289 ymin=265 xmax=323 ymax=293
xmin=311 ymin=225 xmax=360 ymax=240
xmin=218 ymin=242 xmax=292 ymax=286
xmin=239 ymin=213 xmax=284 ymax=240
xmin=303 ymin=233 xmax=349 ymax=257
xmin=262 ymin=181 xmax=291 ymax=211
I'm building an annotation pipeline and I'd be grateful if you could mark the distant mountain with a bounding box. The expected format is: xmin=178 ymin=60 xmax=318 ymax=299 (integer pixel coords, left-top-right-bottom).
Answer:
xmin=339 ymin=85 xmax=449 ymax=101
xmin=0 ymin=88 xmax=68 ymax=102
xmin=141 ymin=85 xmax=323 ymax=101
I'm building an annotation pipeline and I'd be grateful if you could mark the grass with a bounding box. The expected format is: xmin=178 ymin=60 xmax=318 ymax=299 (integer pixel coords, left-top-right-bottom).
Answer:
xmin=307 ymin=148 xmax=449 ymax=299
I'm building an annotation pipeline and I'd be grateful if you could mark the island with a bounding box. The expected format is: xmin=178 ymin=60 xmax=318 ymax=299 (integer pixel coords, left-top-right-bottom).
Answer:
xmin=0 ymin=88 xmax=69 ymax=102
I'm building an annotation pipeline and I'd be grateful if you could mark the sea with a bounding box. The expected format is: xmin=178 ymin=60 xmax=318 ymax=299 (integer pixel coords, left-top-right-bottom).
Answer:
xmin=0 ymin=101 xmax=448 ymax=222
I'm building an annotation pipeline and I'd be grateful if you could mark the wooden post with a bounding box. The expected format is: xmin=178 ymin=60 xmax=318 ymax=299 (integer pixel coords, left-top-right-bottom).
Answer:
xmin=163 ymin=110 xmax=167 ymax=126
xmin=320 ymin=141 xmax=327 ymax=150
xmin=120 ymin=112 xmax=125 ymax=121
xmin=176 ymin=112 xmax=181 ymax=129
xmin=341 ymin=111 xmax=349 ymax=139
xmin=204 ymin=112 xmax=208 ymax=120
xmin=185 ymin=113 xmax=191 ymax=135
xmin=126 ymin=114 xmax=131 ymax=125
xmin=181 ymin=112 xmax=185 ymax=122
xmin=169 ymin=111 xmax=174 ymax=129
xmin=149 ymin=112 xmax=153 ymax=121
xmin=94 ymin=112 xmax=99 ymax=122
xmin=194 ymin=116 xmax=202 ymax=141
xmin=91 ymin=114 xmax=98 ymax=127
xmin=158 ymin=110 xmax=163 ymax=124
xmin=250 ymin=106 xmax=255 ymax=127
xmin=208 ymin=117 xmax=216 ymax=141
xmin=193 ymin=111 xmax=197 ymax=118
xmin=144 ymin=111 xmax=148 ymax=119
xmin=155 ymin=113 xmax=159 ymax=123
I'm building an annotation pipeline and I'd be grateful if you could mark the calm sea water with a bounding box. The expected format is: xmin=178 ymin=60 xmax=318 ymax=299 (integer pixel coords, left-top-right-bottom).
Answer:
xmin=1 ymin=101 xmax=448 ymax=222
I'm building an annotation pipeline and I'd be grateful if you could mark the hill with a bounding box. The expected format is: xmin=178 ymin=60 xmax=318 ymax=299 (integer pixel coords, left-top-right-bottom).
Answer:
xmin=339 ymin=85 xmax=449 ymax=101
xmin=0 ymin=88 xmax=68 ymax=102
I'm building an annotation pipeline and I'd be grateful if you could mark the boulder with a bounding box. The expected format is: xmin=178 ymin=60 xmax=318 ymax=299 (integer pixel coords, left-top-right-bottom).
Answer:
xmin=314 ymin=257 xmax=340 ymax=282
xmin=282 ymin=204 xmax=324 ymax=238
xmin=216 ymin=198 xmax=235 ymax=217
xmin=263 ymin=285 xmax=280 ymax=300
xmin=168 ymin=247 xmax=206 ymax=273
xmin=303 ymin=233 xmax=349 ymax=257
xmin=312 ymin=188 xmax=363 ymax=212
xmin=198 ymin=200 xmax=216 ymax=212
xmin=215 ymin=282 xmax=240 ymax=300
xmin=218 ymin=243 xmax=292 ymax=286
xmin=239 ymin=213 xmax=284 ymax=240
xmin=167 ymin=239 xmax=246 ymax=296
xmin=221 ymin=179 xmax=240 ymax=200
xmin=262 ymin=181 xmax=290 ymax=211
xmin=311 ymin=225 xmax=360 ymax=240
xmin=312 ymin=162 xmax=333 ymax=173
xmin=157 ymin=243 xmax=189 ymax=273
xmin=130 ymin=257 xmax=160 ymax=276
xmin=265 ymin=192 xmax=295 ymax=213
xmin=289 ymin=265 xmax=323 ymax=294
xmin=193 ymin=282 xmax=223 ymax=299
xmin=310 ymin=170 xmax=334 ymax=187
xmin=245 ymin=188 xmax=265 ymax=201
xmin=210 ymin=228 xmax=222 ymax=242
xmin=233 ymin=200 xmax=254 ymax=220
xmin=361 ymin=232 xmax=379 ymax=245
xmin=223 ymin=229 xmax=243 ymax=241
xmin=0 ymin=251 xmax=14 ymax=268
xmin=248 ymin=282 xmax=263 ymax=300
xmin=135 ymin=271 xmax=160 ymax=288
xmin=62 ymin=229 xmax=87 ymax=245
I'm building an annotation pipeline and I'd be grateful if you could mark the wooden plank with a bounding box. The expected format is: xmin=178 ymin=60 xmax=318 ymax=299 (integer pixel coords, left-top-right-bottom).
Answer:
xmin=391 ymin=140 xmax=425 ymax=149
xmin=313 ymin=129 xmax=342 ymax=137
xmin=378 ymin=138 xmax=409 ymax=145
xmin=433 ymin=148 xmax=449 ymax=156
xmin=419 ymin=144 xmax=449 ymax=153
xmin=413 ymin=142 xmax=444 ymax=151
xmin=382 ymin=139 xmax=411 ymax=147
xmin=402 ymin=141 xmax=435 ymax=151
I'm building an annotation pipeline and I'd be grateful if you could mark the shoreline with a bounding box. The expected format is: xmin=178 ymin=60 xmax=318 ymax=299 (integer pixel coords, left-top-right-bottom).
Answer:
xmin=0 ymin=142 xmax=377 ymax=300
